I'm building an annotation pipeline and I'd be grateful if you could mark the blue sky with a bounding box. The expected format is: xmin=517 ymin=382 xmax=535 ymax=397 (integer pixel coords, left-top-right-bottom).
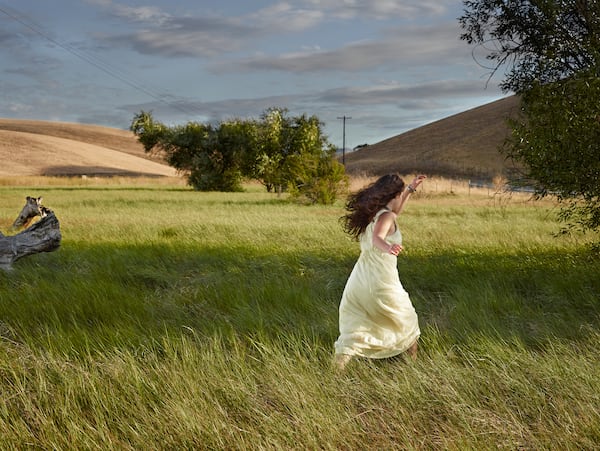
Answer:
xmin=0 ymin=0 xmax=507 ymax=148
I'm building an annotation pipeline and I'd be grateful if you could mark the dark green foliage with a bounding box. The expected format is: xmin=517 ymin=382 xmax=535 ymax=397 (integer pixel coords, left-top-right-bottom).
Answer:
xmin=268 ymin=111 xmax=348 ymax=204
xmin=163 ymin=122 xmax=211 ymax=173
xmin=246 ymin=108 xmax=348 ymax=203
xmin=131 ymin=113 xmax=249 ymax=191
xmin=288 ymin=145 xmax=348 ymax=205
xmin=130 ymin=111 xmax=168 ymax=153
xmin=130 ymin=108 xmax=347 ymax=203
xmin=250 ymin=108 xmax=289 ymax=193
xmin=459 ymin=0 xmax=600 ymax=94
xmin=506 ymin=73 xmax=600 ymax=232
xmin=460 ymin=0 xmax=600 ymax=233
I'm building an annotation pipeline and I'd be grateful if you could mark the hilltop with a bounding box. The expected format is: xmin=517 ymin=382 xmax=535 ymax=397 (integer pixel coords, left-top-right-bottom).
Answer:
xmin=343 ymin=95 xmax=522 ymax=180
xmin=0 ymin=96 xmax=521 ymax=180
xmin=0 ymin=119 xmax=177 ymax=177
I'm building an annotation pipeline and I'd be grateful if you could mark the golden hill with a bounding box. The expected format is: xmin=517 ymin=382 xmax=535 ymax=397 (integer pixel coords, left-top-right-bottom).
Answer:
xmin=0 ymin=119 xmax=177 ymax=177
xmin=1 ymin=96 xmax=520 ymax=180
xmin=343 ymin=95 xmax=522 ymax=180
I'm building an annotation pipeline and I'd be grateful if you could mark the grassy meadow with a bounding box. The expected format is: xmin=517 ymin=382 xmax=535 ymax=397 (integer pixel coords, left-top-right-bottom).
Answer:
xmin=0 ymin=176 xmax=598 ymax=449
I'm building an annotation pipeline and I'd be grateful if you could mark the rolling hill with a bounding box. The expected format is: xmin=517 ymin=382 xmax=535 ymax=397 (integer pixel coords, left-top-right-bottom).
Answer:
xmin=0 ymin=96 xmax=521 ymax=179
xmin=0 ymin=119 xmax=177 ymax=177
xmin=343 ymin=95 xmax=522 ymax=180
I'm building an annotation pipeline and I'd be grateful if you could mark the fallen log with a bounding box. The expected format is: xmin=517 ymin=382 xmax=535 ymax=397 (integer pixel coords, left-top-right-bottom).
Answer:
xmin=0 ymin=199 xmax=62 ymax=270
xmin=12 ymin=196 xmax=49 ymax=230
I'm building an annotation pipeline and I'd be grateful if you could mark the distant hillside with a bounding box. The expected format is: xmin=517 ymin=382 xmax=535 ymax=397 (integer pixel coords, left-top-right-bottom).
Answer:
xmin=343 ymin=95 xmax=522 ymax=180
xmin=0 ymin=119 xmax=177 ymax=177
xmin=1 ymin=97 xmax=521 ymax=179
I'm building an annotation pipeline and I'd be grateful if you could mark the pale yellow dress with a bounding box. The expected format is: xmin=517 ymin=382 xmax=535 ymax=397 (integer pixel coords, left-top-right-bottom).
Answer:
xmin=334 ymin=209 xmax=420 ymax=359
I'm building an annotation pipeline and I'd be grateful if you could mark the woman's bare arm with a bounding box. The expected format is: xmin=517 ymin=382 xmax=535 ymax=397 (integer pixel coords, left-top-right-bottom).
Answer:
xmin=372 ymin=211 xmax=402 ymax=255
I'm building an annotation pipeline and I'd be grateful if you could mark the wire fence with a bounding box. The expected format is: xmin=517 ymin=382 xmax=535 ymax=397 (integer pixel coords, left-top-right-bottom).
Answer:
xmin=468 ymin=179 xmax=536 ymax=195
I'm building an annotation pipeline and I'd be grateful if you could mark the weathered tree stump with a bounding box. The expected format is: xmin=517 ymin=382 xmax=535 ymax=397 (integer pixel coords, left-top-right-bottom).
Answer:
xmin=0 ymin=197 xmax=62 ymax=270
xmin=12 ymin=196 xmax=50 ymax=230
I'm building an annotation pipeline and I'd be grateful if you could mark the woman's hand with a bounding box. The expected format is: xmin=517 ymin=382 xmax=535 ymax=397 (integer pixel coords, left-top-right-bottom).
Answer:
xmin=409 ymin=174 xmax=427 ymax=191
xmin=388 ymin=243 xmax=403 ymax=256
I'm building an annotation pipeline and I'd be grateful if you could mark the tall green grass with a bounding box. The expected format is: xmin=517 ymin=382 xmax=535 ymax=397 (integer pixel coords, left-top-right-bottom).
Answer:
xmin=0 ymin=182 xmax=598 ymax=449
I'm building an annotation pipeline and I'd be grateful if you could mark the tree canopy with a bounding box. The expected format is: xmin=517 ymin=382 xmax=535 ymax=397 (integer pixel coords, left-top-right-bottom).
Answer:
xmin=460 ymin=0 xmax=600 ymax=93
xmin=130 ymin=109 xmax=347 ymax=204
xmin=506 ymin=72 xmax=600 ymax=232
xmin=460 ymin=0 xmax=600 ymax=234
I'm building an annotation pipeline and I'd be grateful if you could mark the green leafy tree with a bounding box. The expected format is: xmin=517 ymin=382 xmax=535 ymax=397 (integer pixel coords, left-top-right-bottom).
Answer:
xmin=131 ymin=109 xmax=347 ymax=203
xmin=130 ymin=110 xmax=168 ymax=153
xmin=507 ymin=72 xmax=600 ymax=232
xmin=194 ymin=119 xmax=256 ymax=192
xmin=251 ymin=108 xmax=288 ymax=193
xmin=460 ymin=0 xmax=600 ymax=233
xmin=130 ymin=111 xmax=251 ymax=191
xmin=459 ymin=0 xmax=600 ymax=94
xmin=248 ymin=108 xmax=348 ymax=203
xmin=283 ymin=113 xmax=348 ymax=204
xmin=294 ymin=146 xmax=348 ymax=205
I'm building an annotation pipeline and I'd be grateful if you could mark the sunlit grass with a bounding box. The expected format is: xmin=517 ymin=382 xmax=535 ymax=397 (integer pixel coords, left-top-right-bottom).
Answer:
xmin=0 ymin=177 xmax=598 ymax=448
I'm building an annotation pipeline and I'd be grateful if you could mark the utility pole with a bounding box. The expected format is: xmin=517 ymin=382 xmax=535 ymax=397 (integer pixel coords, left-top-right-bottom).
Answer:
xmin=337 ymin=115 xmax=351 ymax=165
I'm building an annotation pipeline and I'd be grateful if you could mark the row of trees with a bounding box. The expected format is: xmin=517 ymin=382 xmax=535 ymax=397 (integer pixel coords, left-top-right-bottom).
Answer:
xmin=460 ymin=0 xmax=600 ymax=234
xmin=130 ymin=108 xmax=347 ymax=204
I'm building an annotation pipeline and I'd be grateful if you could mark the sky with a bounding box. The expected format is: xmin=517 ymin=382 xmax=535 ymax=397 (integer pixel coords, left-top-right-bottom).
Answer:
xmin=0 ymin=0 xmax=508 ymax=149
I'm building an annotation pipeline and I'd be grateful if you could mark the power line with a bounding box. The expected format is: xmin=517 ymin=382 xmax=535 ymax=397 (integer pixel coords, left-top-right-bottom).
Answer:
xmin=0 ymin=4 xmax=200 ymax=118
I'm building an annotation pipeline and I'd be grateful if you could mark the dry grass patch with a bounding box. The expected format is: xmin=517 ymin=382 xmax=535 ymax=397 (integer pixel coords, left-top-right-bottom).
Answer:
xmin=0 ymin=175 xmax=186 ymax=188
xmin=343 ymin=96 xmax=522 ymax=180
xmin=0 ymin=119 xmax=176 ymax=177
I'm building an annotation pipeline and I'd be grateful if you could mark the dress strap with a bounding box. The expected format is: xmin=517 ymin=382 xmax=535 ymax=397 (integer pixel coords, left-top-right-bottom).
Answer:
xmin=374 ymin=208 xmax=391 ymax=219
xmin=373 ymin=208 xmax=397 ymax=233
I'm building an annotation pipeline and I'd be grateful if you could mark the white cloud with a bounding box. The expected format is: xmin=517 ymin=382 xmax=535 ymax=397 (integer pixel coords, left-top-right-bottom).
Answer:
xmin=8 ymin=102 xmax=35 ymax=114
xmin=302 ymin=0 xmax=451 ymax=20
xmin=128 ymin=77 xmax=501 ymax=123
xmin=248 ymin=3 xmax=324 ymax=31
xmin=0 ymin=0 xmax=506 ymax=145
xmin=96 ymin=1 xmax=456 ymax=60
xmin=317 ymin=80 xmax=500 ymax=105
xmin=97 ymin=1 xmax=324 ymax=58
xmin=111 ymin=4 xmax=171 ymax=24
xmin=213 ymin=23 xmax=466 ymax=73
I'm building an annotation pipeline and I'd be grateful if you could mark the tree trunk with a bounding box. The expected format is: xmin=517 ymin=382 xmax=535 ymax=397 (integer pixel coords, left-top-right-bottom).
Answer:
xmin=0 ymin=213 xmax=62 ymax=270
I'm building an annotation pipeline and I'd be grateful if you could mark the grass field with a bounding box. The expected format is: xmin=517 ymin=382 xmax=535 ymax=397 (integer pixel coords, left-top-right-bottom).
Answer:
xmin=0 ymin=177 xmax=598 ymax=449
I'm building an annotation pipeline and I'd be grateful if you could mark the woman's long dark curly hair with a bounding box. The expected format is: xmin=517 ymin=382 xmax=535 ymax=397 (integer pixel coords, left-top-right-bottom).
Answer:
xmin=341 ymin=173 xmax=405 ymax=239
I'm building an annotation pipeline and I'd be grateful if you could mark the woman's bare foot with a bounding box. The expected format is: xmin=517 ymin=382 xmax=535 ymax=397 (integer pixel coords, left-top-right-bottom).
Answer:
xmin=406 ymin=341 xmax=418 ymax=361
xmin=333 ymin=353 xmax=352 ymax=372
